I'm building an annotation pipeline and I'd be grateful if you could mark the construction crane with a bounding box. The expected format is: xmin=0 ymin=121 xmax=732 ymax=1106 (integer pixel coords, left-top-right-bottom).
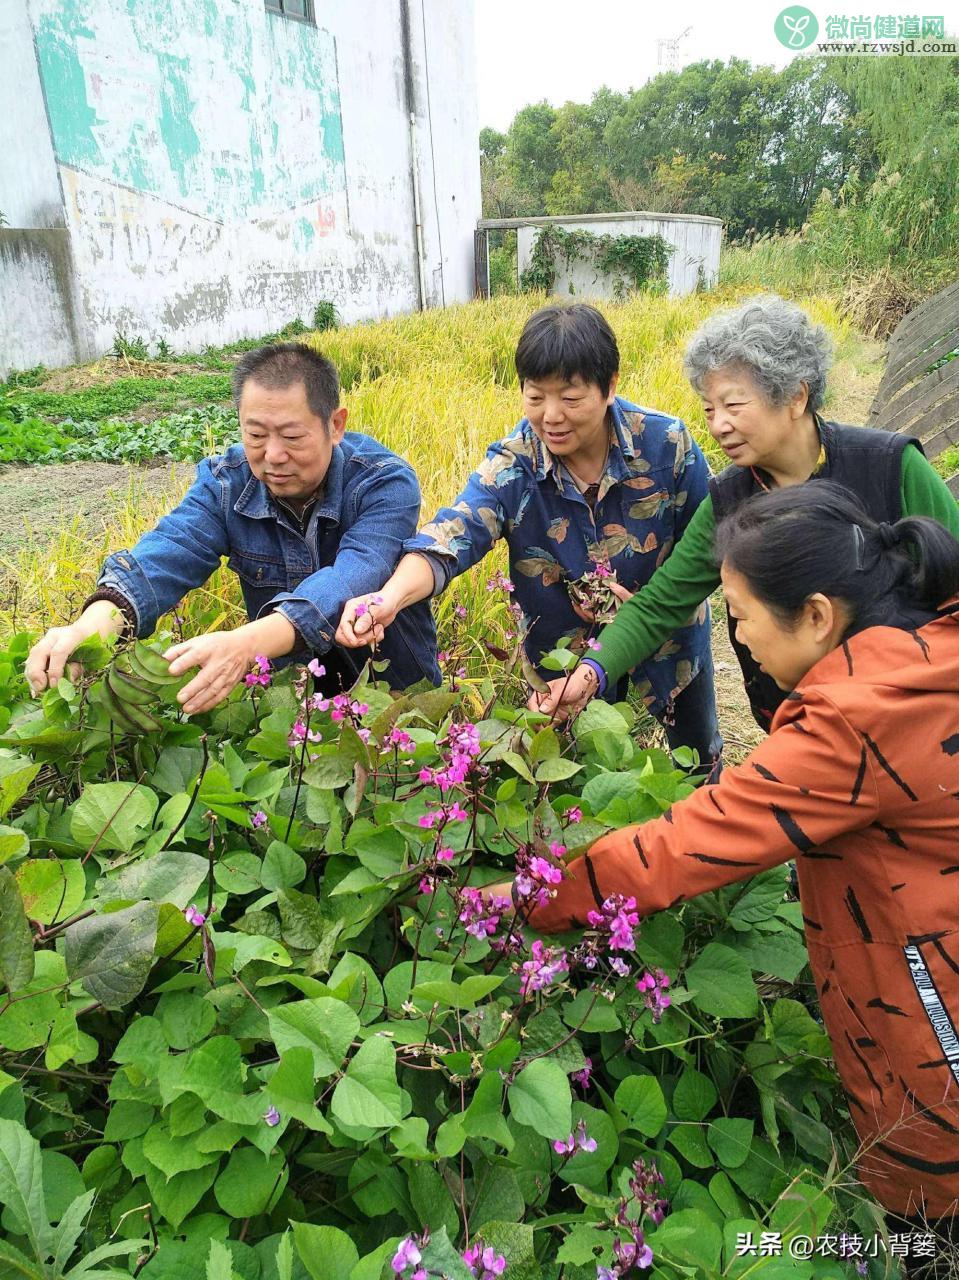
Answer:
xmin=656 ymin=26 xmax=692 ymax=73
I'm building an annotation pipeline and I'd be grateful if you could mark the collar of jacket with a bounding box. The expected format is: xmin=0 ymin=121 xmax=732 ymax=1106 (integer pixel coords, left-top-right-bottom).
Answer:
xmin=530 ymin=395 xmax=639 ymax=490
xmin=232 ymin=445 xmax=345 ymax=525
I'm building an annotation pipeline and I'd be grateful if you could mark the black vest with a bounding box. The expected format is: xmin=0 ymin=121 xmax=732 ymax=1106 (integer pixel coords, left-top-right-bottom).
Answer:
xmin=709 ymin=420 xmax=918 ymax=731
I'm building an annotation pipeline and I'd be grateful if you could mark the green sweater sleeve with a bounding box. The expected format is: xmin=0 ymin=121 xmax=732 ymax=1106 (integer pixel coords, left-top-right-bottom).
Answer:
xmin=900 ymin=444 xmax=959 ymax=538
xmin=596 ymin=496 xmax=721 ymax=686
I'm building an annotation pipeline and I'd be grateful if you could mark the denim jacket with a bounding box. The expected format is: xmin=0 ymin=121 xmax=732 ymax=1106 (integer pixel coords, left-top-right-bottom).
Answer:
xmin=404 ymin=397 xmax=711 ymax=714
xmin=98 ymin=435 xmax=440 ymax=690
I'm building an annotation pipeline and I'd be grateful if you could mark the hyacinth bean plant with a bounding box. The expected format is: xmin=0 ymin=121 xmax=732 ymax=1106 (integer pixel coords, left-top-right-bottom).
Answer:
xmin=0 ymin=573 xmax=892 ymax=1280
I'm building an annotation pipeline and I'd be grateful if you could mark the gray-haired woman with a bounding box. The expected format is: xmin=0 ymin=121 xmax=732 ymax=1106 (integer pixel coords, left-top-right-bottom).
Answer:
xmin=535 ymin=293 xmax=959 ymax=732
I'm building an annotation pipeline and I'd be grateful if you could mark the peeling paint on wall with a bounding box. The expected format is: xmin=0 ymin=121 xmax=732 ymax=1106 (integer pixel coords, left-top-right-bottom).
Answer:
xmin=34 ymin=0 xmax=345 ymax=221
xmin=3 ymin=0 xmax=481 ymax=372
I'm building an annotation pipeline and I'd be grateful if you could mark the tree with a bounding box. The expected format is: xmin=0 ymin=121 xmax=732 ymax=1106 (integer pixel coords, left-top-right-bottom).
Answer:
xmin=479 ymin=58 xmax=881 ymax=240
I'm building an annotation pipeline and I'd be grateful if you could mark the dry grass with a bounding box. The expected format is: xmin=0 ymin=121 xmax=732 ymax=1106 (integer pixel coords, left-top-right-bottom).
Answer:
xmin=30 ymin=357 xmax=190 ymax=394
xmin=841 ymin=267 xmax=923 ymax=341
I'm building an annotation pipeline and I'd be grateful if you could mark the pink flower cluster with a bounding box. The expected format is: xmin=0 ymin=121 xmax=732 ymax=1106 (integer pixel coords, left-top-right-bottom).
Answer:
xmin=486 ymin=570 xmax=515 ymax=594
xmin=587 ymin=894 xmax=640 ymax=952
xmin=596 ymin=1159 xmax=667 ymax=1277
xmin=183 ymin=904 xmax=206 ymax=927
xmin=458 ymin=886 xmax=511 ymax=940
xmin=635 ymin=968 xmax=671 ymax=1023
xmin=463 ymin=1241 xmax=507 ymax=1278
xmin=244 ymin=655 xmax=272 ymax=688
xmin=288 ymin=718 xmax=323 ymax=748
xmin=391 ymin=1234 xmax=427 ymax=1279
xmin=354 ymin=593 xmax=384 ymax=619
xmin=418 ymin=720 xmax=481 ymax=792
xmin=306 ymin=658 xmax=326 ymax=679
xmin=566 ymin=806 xmax=583 ymax=825
xmin=330 ymin=692 xmax=369 ymax=724
xmin=418 ymin=801 xmax=468 ymax=829
xmin=553 ymin=1119 xmax=598 ymax=1156
xmin=629 ymin=1157 xmax=669 ymax=1227
xmin=571 ymin=1056 xmax=592 ymax=1088
xmin=251 ymin=810 xmax=268 ymax=829
xmin=514 ymin=843 xmax=565 ymax=908
xmin=519 ymin=939 xmax=569 ymax=997
xmin=592 ymin=561 xmax=614 ymax=579
xmin=384 ymin=725 xmax=416 ymax=755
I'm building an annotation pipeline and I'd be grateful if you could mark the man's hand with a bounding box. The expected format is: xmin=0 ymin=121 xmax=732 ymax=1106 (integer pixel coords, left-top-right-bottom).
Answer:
xmin=335 ymin=592 xmax=398 ymax=649
xmin=25 ymin=601 xmax=125 ymax=695
xmin=164 ymin=631 xmax=257 ymax=715
xmin=527 ymin=663 xmax=600 ymax=724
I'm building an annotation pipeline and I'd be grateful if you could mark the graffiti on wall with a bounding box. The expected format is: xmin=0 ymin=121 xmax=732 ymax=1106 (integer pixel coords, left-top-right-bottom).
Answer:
xmin=33 ymin=0 xmax=346 ymax=223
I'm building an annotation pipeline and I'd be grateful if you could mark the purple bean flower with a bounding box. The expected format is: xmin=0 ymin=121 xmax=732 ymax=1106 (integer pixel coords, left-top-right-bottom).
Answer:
xmin=553 ymin=1119 xmax=598 ymax=1155
xmin=587 ymin=894 xmax=640 ymax=952
xmin=635 ymin=969 xmax=672 ymax=1023
xmin=244 ymin=654 xmax=272 ymax=688
xmin=519 ymin=939 xmax=569 ymax=997
xmin=571 ymin=1057 xmax=592 ymax=1088
xmin=391 ymin=1228 xmax=430 ymax=1280
xmin=463 ymin=1240 xmax=507 ymax=1278
xmin=262 ymin=1105 xmax=281 ymax=1127
xmin=183 ymin=904 xmax=206 ymax=927
xmin=458 ymin=886 xmax=511 ymax=940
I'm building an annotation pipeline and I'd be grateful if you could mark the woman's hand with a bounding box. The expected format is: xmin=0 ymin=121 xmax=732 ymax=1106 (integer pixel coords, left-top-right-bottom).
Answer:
xmin=335 ymin=593 xmax=397 ymax=648
xmin=526 ymin=662 xmax=601 ymax=723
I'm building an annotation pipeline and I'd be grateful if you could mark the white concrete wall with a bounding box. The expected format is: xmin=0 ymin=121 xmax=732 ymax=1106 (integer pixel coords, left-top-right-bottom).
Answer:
xmin=0 ymin=232 xmax=93 ymax=373
xmin=0 ymin=0 xmax=481 ymax=374
xmin=517 ymin=213 xmax=722 ymax=299
xmin=0 ymin=3 xmax=65 ymax=231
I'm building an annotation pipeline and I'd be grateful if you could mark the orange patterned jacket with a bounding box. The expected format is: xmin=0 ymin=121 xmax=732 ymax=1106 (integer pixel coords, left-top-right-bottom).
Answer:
xmin=528 ymin=605 xmax=959 ymax=1217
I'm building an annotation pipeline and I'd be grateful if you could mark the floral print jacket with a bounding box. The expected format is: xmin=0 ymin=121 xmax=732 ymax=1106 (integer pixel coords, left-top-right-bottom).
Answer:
xmin=403 ymin=396 xmax=711 ymax=714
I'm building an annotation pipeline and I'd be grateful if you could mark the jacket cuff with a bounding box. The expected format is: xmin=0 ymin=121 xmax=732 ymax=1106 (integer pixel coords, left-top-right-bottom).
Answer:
xmin=580 ymin=657 xmax=608 ymax=695
xmin=98 ymin=552 xmax=159 ymax=637
xmin=83 ymin=588 xmax=138 ymax=638
xmin=265 ymin=597 xmax=335 ymax=653
xmin=404 ymin=547 xmax=454 ymax=598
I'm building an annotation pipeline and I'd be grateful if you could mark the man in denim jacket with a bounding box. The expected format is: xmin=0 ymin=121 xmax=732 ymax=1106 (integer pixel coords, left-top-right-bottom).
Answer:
xmin=26 ymin=344 xmax=440 ymax=710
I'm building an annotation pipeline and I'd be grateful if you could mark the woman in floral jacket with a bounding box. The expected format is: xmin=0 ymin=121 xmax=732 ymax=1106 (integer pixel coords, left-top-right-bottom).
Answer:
xmin=337 ymin=303 xmax=721 ymax=770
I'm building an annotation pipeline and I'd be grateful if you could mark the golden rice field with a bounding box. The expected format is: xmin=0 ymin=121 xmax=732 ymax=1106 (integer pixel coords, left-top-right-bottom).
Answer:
xmin=1 ymin=290 xmax=882 ymax=674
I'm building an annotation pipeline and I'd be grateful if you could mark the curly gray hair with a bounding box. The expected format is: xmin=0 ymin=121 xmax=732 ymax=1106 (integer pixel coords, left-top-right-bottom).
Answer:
xmin=683 ymin=295 xmax=833 ymax=414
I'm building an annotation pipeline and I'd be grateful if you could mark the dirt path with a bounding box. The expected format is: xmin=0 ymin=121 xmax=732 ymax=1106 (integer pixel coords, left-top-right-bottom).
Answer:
xmin=0 ymin=461 xmax=195 ymax=558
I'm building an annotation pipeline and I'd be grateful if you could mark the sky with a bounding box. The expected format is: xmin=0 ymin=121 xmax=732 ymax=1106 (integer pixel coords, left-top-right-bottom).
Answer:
xmin=474 ymin=0 xmax=959 ymax=130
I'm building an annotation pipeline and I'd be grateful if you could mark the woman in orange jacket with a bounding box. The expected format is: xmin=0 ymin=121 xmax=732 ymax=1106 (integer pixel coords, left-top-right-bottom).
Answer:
xmin=502 ymin=482 xmax=959 ymax=1249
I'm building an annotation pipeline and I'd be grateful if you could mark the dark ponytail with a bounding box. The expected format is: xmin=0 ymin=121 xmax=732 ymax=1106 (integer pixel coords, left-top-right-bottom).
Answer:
xmin=715 ymin=481 xmax=959 ymax=630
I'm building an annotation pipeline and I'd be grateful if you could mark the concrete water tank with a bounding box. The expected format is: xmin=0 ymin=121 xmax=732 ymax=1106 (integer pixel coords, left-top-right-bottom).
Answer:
xmin=515 ymin=211 xmax=722 ymax=299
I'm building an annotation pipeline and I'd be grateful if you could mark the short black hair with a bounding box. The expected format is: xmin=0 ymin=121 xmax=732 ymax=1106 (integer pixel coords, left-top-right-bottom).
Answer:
xmin=232 ymin=342 xmax=340 ymax=425
xmin=514 ymin=303 xmax=619 ymax=397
